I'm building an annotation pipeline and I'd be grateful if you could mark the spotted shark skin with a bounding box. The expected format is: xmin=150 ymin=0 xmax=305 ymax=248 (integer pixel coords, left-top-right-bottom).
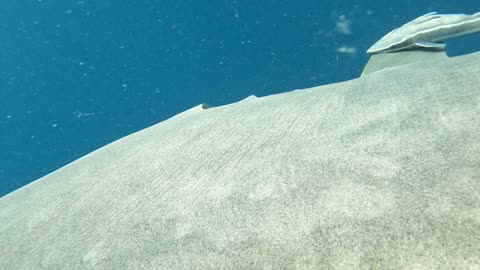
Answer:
xmin=367 ymin=12 xmax=480 ymax=54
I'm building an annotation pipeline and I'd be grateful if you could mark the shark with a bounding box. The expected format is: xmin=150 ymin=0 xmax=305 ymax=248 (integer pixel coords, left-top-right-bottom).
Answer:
xmin=367 ymin=12 xmax=480 ymax=54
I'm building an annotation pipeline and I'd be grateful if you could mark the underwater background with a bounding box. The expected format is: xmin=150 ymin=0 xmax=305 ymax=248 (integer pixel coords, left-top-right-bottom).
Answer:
xmin=0 ymin=0 xmax=479 ymax=197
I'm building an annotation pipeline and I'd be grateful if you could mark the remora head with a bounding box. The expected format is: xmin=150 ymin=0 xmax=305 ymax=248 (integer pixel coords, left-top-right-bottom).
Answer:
xmin=366 ymin=28 xmax=412 ymax=54
xmin=367 ymin=12 xmax=441 ymax=54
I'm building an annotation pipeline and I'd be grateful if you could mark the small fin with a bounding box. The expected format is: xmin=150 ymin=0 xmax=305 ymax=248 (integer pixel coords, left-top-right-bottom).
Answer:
xmin=406 ymin=12 xmax=439 ymax=26
xmin=415 ymin=40 xmax=445 ymax=49
xmin=414 ymin=11 xmax=438 ymax=19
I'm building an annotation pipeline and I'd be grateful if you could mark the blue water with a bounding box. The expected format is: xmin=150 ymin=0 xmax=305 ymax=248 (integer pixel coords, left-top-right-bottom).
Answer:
xmin=0 ymin=1 xmax=478 ymax=197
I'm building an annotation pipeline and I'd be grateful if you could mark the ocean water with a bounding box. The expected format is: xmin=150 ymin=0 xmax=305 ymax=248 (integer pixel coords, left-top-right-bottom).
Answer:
xmin=0 ymin=1 xmax=478 ymax=197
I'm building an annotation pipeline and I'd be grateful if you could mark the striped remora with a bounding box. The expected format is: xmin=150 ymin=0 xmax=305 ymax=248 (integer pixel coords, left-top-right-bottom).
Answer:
xmin=367 ymin=12 xmax=480 ymax=54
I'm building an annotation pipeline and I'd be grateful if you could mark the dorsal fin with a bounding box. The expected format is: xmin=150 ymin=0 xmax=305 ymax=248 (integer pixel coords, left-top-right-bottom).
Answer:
xmin=405 ymin=12 xmax=440 ymax=26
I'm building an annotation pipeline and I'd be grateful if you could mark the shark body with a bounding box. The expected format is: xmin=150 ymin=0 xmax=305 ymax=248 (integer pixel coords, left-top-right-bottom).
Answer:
xmin=367 ymin=12 xmax=480 ymax=54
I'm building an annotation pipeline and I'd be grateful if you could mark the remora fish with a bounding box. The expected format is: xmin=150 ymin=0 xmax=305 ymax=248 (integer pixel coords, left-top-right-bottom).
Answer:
xmin=367 ymin=12 xmax=480 ymax=54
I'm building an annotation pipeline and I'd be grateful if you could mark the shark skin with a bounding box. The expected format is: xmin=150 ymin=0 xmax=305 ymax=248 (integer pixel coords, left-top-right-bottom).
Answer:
xmin=367 ymin=12 xmax=480 ymax=54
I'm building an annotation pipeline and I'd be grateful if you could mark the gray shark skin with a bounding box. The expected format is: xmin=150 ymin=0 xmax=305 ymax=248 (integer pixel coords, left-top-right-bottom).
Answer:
xmin=367 ymin=12 xmax=480 ymax=54
xmin=1 ymin=51 xmax=480 ymax=269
